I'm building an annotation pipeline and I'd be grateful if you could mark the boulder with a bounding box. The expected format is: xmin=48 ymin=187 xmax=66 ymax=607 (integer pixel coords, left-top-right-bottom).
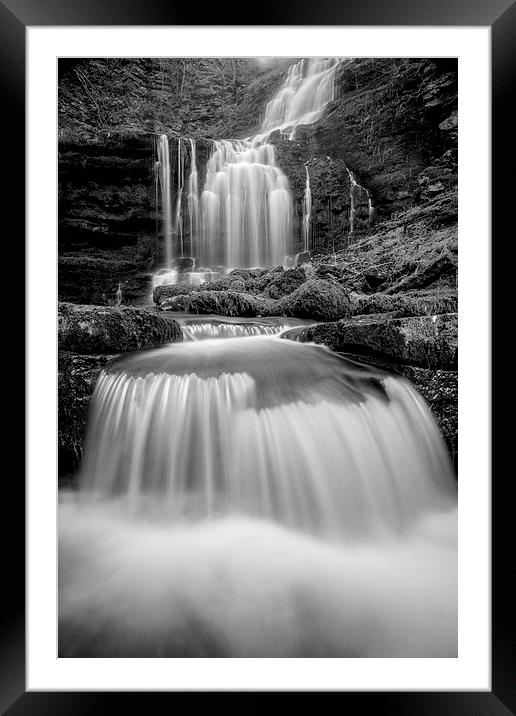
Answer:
xmin=263 ymin=265 xmax=310 ymax=300
xmin=299 ymin=313 xmax=457 ymax=368
xmin=153 ymin=283 xmax=195 ymax=306
xmin=188 ymin=290 xmax=271 ymax=317
xmin=196 ymin=277 xmax=246 ymax=293
xmin=160 ymin=294 xmax=191 ymax=312
xmin=58 ymin=302 xmax=182 ymax=354
xmin=295 ymin=251 xmax=312 ymax=265
xmin=273 ymin=279 xmax=353 ymax=322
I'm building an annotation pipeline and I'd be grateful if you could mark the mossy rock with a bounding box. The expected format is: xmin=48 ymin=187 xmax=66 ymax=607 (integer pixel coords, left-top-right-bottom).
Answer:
xmin=263 ymin=265 xmax=310 ymax=300
xmin=58 ymin=352 xmax=117 ymax=474
xmin=58 ymin=302 xmax=182 ymax=353
xmin=188 ymin=290 xmax=272 ymax=317
xmin=272 ymin=279 xmax=353 ymax=322
xmin=300 ymin=313 xmax=457 ymax=368
xmin=153 ymin=283 xmax=196 ymax=305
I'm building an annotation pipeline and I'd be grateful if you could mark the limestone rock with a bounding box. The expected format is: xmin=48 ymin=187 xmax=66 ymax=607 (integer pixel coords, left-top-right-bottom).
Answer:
xmin=58 ymin=302 xmax=182 ymax=353
xmin=300 ymin=313 xmax=457 ymax=368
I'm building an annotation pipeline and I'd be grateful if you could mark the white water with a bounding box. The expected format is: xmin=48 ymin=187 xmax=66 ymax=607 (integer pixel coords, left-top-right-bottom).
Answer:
xmin=255 ymin=57 xmax=340 ymax=141
xmin=345 ymin=165 xmax=374 ymax=234
xmin=187 ymin=138 xmax=200 ymax=259
xmin=60 ymin=330 xmax=457 ymax=657
xmin=157 ymin=135 xmax=173 ymax=267
xmin=199 ymin=140 xmax=292 ymax=269
xmin=302 ymin=164 xmax=312 ymax=252
xmin=154 ymin=58 xmax=343 ymax=279
xmin=174 ymin=137 xmax=184 ymax=256
xmin=181 ymin=322 xmax=289 ymax=341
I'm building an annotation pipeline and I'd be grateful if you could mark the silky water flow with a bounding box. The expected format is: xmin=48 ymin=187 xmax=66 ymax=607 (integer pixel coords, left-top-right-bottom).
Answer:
xmin=59 ymin=325 xmax=457 ymax=658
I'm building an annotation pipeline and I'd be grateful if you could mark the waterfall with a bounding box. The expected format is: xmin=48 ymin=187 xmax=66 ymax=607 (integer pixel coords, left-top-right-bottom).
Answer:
xmin=199 ymin=140 xmax=291 ymax=269
xmin=79 ymin=337 xmax=455 ymax=538
xmin=154 ymin=58 xmax=343 ymax=281
xmin=61 ymin=328 xmax=457 ymax=657
xmin=345 ymin=165 xmax=375 ymax=234
xmin=302 ymin=164 xmax=312 ymax=252
xmin=174 ymin=138 xmax=184 ymax=256
xmin=347 ymin=166 xmax=357 ymax=234
xmin=256 ymin=57 xmax=340 ymax=141
xmin=157 ymin=134 xmax=172 ymax=267
xmin=187 ymin=138 xmax=199 ymax=259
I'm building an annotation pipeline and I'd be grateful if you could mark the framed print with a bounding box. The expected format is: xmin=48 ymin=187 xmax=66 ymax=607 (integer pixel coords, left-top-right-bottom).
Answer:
xmin=2 ymin=0 xmax=512 ymax=711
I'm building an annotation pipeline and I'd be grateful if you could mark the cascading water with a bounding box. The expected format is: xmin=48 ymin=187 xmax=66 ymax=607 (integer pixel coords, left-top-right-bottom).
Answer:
xmin=61 ymin=61 xmax=454 ymax=657
xmin=255 ymin=57 xmax=340 ymax=141
xmin=60 ymin=325 xmax=457 ymax=657
xmin=175 ymin=137 xmax=184 ymax=256
xmin=344 ymin=165 xmax=375 ymax=233
xmin=156 ymin=134 xmax=172 ymax=268
xmin=180 ymin=321 xmax=290 ymax=341
xmin=302 ymin=164 xmax=312 ymax=252
xmin=154 ymin=58 xmax=344 ymax=283
xmin=187 ymin=138 xmax=200 ymax=259
xmin=199 ymin=140 xmax=291 ymax=268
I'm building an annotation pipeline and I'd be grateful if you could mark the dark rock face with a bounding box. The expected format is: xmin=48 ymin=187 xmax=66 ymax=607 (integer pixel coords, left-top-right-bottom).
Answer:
xmin=300 ymin=313 xmax=457 ymax=368
xmin=58 ymin=352 xmax=117 ymax=475
xmin=398 ymin=366 xmax=458 ymax=465
xmin=271 ymin=59 xmax=457 ymax=255
xmin=273 ymin=279 xmax=353 ymax=322
xmin=58 ymin=134 xmax=158 ymax=304
xmin=58 ymin=257 xmax=153 ymax=306
xmin=58 ymin=302 xmax=182 ymax=353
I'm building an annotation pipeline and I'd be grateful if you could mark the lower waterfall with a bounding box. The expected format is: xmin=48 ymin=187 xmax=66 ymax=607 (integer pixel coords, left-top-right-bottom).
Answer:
xmin=59 ymin=324 xmax=457 ymax=658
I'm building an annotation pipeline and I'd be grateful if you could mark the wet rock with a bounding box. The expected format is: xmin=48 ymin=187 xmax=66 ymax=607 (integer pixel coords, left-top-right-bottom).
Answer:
xmin=160 ymin=295 xmax=191 ymax=311
xmin=188 ymin=291 xmax=272 ymax=317
xmin=385 ymin=250 xmax=457 ymax=294
xmin=399 ymin=366 xmax=458 ymax=465
xmin=263 ymin=265 xmax=310 ymax=300
xmin=299 ymin=313 xmax=457 ymax=368
xmin=295 ymin=251 xmax=312 ymax=265
xmin=58 ymin=302 xmax=182 ymax=353
xmin=197 ymin=277 xmax=246 ymax=293
xmin=228 ymin=267 xmax=269 ymax=280
xmin=58 ymin=256 xmax=153 ymax=306
xmin=58 ymin=351 xmax=117 ymax=475
xmin=153 ymin=283 xmax=196 ymax=306
xmin=314 ymin=263 xmax=350 ymax=283
xmin=362 ymin=268 xmax=387 ymax=292
xmin=439 ymin=110 xmax=458 ymax=133
xmin=273 ymin=279 xmax=353 ymax=322
xmin=351 ymin=290 xmax=458 ymax=318
xmin=174 ymin=257 xmax=195 ymax=272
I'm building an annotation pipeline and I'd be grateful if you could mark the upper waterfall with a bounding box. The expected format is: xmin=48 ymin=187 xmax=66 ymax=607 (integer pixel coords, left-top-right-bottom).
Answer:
xmin=156 ymin=57 xmax=341 ymax=274
xmin=254 ymin=57 xmax=340 ymax=141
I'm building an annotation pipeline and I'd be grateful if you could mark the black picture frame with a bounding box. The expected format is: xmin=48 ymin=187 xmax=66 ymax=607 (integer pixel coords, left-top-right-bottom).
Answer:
xmin=3 ymin=0 xmax=513 ymax=712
